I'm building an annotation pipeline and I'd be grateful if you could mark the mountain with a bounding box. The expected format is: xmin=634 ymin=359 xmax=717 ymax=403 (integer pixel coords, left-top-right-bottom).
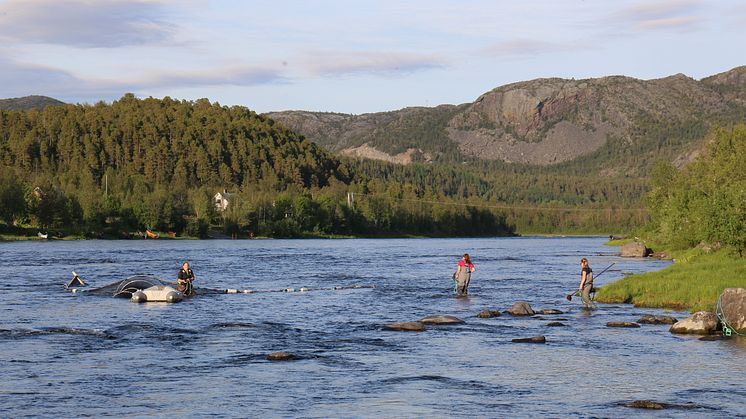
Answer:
xmin=0 ymin=95 xmax=65 ymax=111
xmin=267 ymin=66 xmax=746 ymax=173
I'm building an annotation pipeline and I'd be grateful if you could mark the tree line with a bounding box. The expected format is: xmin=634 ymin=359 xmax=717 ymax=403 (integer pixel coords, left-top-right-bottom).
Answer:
xmin=644 ymin=125 xmax=746 ymax=255
xmin=0 ymin=95 xmax=653 ymax=238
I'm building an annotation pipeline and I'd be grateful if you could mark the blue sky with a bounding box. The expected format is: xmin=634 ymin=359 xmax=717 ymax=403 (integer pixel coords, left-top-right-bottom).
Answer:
xmin=0 ymin=0 xmax=744 ymax=114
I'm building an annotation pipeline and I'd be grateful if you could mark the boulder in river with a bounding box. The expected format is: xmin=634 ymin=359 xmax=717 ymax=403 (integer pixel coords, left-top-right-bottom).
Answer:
xmin=383 ymin=321 xmax=426 ymax=332
xmin=669 ymin=311 xmax=719 ymax=335
xmin=266 ymin=351 xmax=296 ymax=361
xmin=638 ymin=314 xmax=678 ymax=325
xmin=718 ymin=288 xmax=746 ymax=334
xmin=511 ymin=336 xmax=546 ymax=343
xmin=477 ymin=310 xmax=501 ymax=318
xmin=620 ymin=241 xmax=650 ymax=257
xmin=537 ymin=309 xmax=563 ymax=315
xmin=507 ymin=301 xmax=535 ymax=316
xmin=419 ymin=315 xmax=465 ymax=325
xmin=546 ymin=322 xmax=566 ymax=327
xmin=607 ymin=322 xmax=641 ymax=328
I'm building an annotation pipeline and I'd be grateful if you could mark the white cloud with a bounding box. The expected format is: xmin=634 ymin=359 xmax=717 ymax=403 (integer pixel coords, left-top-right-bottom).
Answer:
xmin=0 ymin=0 xmax=176 ymax=48
xmin=609 ymin=0 xmax=703 ymax=32
xmin=304 ymin=51 xmax=445 ymax=78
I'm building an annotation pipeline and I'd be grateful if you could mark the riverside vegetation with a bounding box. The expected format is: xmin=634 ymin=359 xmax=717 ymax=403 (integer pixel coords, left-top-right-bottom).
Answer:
xmin=597 ymin=125 xmax=746 ymax=311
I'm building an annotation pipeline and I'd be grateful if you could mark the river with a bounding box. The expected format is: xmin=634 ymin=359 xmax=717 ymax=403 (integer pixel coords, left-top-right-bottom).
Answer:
xmin=0 ymin=237 xmax=744 ymax=418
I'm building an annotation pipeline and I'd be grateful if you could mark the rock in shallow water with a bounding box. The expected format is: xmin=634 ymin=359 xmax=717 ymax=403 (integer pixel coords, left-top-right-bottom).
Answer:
xmin=418 ymin=315 xmax=464 ymax=325
xmin=607 ymin=322 xmax=640 ymax=328
xmin=669 ymin=311 xmax=719 ymax=335
xmin=507 ymin=301 xmax=535 ymax=316
xmin=537 ymin=309 xmax=563 ymax=315
xmin=546 ymin=322 xmax=566 ymax=327
xmin=624 ymin=400 xmax=665 ymax=409
xmin=383 ymin=321 xmax=426 ymax=332
xmin=266 ymin=352 xmax=296 ymax=361
xmin=511 ymin=336 xmax=546 ymax=343
xmin=477 ymin=310 xmax=501 ymax=318
xmin=638 ymin=314 xmax=678 ymax=324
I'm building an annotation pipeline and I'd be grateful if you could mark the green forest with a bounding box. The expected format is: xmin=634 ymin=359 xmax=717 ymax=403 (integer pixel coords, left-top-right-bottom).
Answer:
xmin=0 ymin=95 xmax=653 ymax=239
xmin=644 ymin=125 xmax=746 ymax=255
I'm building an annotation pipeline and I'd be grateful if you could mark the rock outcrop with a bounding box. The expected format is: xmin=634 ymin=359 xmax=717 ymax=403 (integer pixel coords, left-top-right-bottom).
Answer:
xmin=383 ymin=321 xmax=426 ymax=332
xmin=507 ymin=301 xmax=535 ymax=316
xmin=669 ymin=311 xmax=720 ymax=335
xmin=620 ymin=242 xmax=650 ymax=257
xmin=418 ymin=315 xmax=465 ymax=325
xmin=719 ymin=288 xmax=746 ymax=334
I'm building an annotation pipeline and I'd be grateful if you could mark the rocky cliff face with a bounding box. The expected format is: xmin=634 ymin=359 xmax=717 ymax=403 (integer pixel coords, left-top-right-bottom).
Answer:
xmin=268 ymin=67 xmax=746 ymax=167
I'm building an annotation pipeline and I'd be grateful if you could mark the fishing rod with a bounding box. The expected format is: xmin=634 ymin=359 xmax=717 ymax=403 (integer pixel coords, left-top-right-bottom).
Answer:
xmin=565 ymin=262 xmax=615 ymax=301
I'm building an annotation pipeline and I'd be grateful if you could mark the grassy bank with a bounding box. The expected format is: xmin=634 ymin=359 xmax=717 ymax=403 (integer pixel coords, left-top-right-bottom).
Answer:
xmin=596 ymin=249 xmax=746 ymax=312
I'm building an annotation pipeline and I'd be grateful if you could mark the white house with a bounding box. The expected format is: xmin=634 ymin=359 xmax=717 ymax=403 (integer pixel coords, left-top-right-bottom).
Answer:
xmin=214 ymin=189 xmax=235 ymax=212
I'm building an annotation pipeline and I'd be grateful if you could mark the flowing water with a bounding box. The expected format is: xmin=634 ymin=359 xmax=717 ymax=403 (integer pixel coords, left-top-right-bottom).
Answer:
xmin=1 ymin=237 xmax=744 ymax=418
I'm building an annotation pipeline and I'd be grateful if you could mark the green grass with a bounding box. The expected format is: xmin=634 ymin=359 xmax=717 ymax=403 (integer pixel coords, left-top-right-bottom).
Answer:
xmin=596 ymin=249 xmax=746 ymax=312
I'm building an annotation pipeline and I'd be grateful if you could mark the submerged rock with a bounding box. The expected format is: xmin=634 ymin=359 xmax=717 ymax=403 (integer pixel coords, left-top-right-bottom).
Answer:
xmin=620 ymin=241 xmax=651 ymax=257
xmin=546 ymin=322 xmax=566 ymax=327
xmin=624 ymin=400 xmax=665 ymax=410
xmin=419 ymin=315 xmax=465 ymax=325
xmin=537 ymin=309 xmax=563 ymax=315
xmin=511 ymin=335 xmax=546 ymax=343
xmin=266 ymin=352 xmax=296 ymax=361
xmin=699 ymin=335 xmax=727 ymax=341
xmin=383 ymin=321 xmax=426 ymax=332
xmin=719 ymin=288 xmax=746 ymax=334
xmin=607 ymin=322 xmax=641 ymax=328
xmin=669 ymin=311 xmax=719 ymax=335
xmin=638 ymin=314 xmax=678 ymax=325
xmin=507 ymin=301 xmax=535 ymax=316
xmin=477 ymin=310 xmax=501 ymax=318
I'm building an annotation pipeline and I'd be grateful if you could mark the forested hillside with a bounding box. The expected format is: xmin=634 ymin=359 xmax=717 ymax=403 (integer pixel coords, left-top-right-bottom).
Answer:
xmin=0 ymin=95 xmax=520 ymax=238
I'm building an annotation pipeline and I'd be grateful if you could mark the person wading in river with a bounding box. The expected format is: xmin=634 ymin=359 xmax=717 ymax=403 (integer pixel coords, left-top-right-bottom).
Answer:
xmin=453 ymin=253 xmax=475 ymax=296
xmin=177 ymin=261 xmax=196 ymax=296
xmin=578 ymin=258 xmax=595 ymax=309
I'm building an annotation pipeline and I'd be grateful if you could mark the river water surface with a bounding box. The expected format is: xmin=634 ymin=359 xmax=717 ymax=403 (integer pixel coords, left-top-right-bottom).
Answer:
xmin=1 ymin=237 xmax=744 ymax=418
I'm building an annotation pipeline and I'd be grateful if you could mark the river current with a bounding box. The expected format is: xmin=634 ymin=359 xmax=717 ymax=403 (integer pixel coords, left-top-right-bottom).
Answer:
xmin=0 ymin=237 xmax=744 ymax=418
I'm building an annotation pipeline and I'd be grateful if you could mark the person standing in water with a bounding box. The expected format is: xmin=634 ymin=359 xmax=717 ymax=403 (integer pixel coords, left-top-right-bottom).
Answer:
xmin=454 ymin=253 xmax=475 ymax=296
xmin=177 ymin=261 xmax=195 ymax=296
xmin=579 ymin=258 xmax=595 ymax=309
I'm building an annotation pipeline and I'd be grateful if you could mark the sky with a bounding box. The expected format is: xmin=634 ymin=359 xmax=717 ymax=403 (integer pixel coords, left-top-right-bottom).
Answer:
xmin=0 ymin=0 xmax=744 ymax=114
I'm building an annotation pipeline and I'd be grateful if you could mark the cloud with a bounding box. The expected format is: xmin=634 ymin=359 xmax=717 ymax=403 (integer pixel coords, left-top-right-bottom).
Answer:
xmin=129 ymin=66 xmax=289 ymax=89
xmin=305 ymin=51 xmax=445 ymax=78
xmin=638 ymin=16 xmax=699 ymax=30
xmin=610 ymin=0 xmax=703 ymax=32
xmin=0 ymin=0 xmax=176 ymax=48
xmin=482 ymin=39 xmax=580 ymax=57
xmin=0 ymin=53 xmax=288 ymax=101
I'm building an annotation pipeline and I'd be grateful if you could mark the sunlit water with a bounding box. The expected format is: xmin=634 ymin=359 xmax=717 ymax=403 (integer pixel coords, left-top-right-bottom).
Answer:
xmin=1 ymin=237 xmax=744 ymax=418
